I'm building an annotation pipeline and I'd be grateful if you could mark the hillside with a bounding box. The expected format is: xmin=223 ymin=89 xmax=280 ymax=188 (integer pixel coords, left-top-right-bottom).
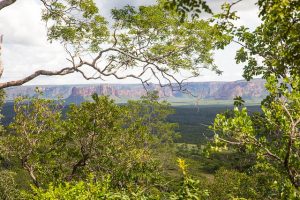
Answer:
xmin=4 ymin=79 xmax=267 ymax=103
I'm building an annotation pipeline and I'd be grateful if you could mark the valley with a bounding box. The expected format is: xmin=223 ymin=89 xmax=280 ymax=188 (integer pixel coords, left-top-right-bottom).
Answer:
xmin=4 ymin=79 xmax=267 ymax=104
xmin=2 ymin=79 xmax=264 ymax=143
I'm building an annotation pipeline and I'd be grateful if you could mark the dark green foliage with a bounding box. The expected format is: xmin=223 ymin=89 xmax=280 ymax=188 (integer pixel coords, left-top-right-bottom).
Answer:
xmin=169 ymin=105 xmax=261 ymax=144
xmin=164 ymin=0 xmax=212 ymax=20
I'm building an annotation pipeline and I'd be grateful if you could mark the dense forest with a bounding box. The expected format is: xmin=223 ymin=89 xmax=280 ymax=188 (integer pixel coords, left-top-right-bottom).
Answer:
xmin=0 ymin=0 xmax=299 ymax=199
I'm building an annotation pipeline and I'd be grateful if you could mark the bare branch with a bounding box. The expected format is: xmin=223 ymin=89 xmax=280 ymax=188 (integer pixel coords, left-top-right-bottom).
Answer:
xmin=0 ymin=67 xmax=75 ymax=89
xmin=0 ymin=0 xmax=16 ymax=10
xmin=0 ymin=42 xmax=200 ymax=92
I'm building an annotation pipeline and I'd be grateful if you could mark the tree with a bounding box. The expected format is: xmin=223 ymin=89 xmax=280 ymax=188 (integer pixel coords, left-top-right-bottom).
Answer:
xmin=62 ymin=94 xmax=163 ymax=188
xmin=0 ymin=0 xmax=229 ymax=90
xmin=167 ymin=0 xmax=300 ymax=196
xmin=166 ymin=0 xmax=299 ymax=80
xmin=203 ymin=0 xmax=300 ymax=196
xmin=232 ymin=0 xmax=300 ymax=80
xmin=211 ymin=76 xmax=300 ymax=194
xmin=126 ymin=91 xmax=179 ymax=145
xmin=0 ymin=91 xmax=178 ymax=192
xmin=1 ymin=93 xmax=64 ymax=188
xmin=27 ymin=159 xmax=208 ymax=200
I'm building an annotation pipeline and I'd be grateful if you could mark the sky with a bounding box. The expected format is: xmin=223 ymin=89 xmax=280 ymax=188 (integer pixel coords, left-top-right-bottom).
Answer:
xmin=0 ymin=0 xmax=260 ymax=85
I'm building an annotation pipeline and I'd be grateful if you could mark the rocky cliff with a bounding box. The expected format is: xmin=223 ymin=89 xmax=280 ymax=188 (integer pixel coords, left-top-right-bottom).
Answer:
xmin=4 ymin=79 xmax=267 ymax=102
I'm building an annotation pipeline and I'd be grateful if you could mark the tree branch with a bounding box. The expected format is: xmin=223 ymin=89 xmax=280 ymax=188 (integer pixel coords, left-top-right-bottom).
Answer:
xmin=0 ymin=67 xmax=75 ymax=89
xmin=0 ymin=0 xmax=16 ymax=10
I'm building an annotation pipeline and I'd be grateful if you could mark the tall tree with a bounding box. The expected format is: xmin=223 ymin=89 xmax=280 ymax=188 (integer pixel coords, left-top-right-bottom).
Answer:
xmin=211 ymin=76 xmax=300 ymax=195
xmin=203 ymin=0 xmax=300 ymax=196
xmin=166 ymin=0 xmax=300 ymax=196
xmin=1 ymin=93 xmax=64 ymax=188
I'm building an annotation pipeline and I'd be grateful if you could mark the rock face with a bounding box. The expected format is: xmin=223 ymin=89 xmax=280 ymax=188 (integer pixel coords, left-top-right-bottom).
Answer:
xmin=179 ymin=79 xmax=267 ymax=100
xmin=4 ymin=79 xmax=267 ymax=102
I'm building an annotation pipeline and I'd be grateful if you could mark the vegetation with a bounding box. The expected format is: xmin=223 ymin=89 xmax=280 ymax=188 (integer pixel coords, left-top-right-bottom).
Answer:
xmin=0 ymin=102 xmax=261 ymax=144
xmin=0 ymin=0 xmax=299 ymax=199
xmin=0 ymin=91 xmax=175 ymax=193
xmin=0 ymin=0 xmax=229 ymax=89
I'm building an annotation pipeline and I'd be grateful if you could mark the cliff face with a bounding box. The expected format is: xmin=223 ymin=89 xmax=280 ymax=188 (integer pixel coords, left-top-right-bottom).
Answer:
xmin=68 ymin=84 xmax=174 ymax=99
xmin=5 ymin=85 xmax=74 ymax=100
xmin=4 ymin=79 xmax=267 ymax=102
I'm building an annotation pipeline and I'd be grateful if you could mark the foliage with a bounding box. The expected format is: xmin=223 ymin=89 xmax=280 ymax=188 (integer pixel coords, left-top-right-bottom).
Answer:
xmin=210 ymin=75 xmax=300 ymax=197
xmin=169 ymin=158 xmax=208 ymax=200
xmin=110 ymin=1 xmax=231 ymax=78
xmin=0 ymin=170 xmax=21 ymax=200
xmin=166 ymin=0 xmax=299 ymax=80
xmin=26 ymin=159 xmax=209 ymax=200
xmin=0 ymin=0 xmax=232 ymax=89
xmin=192 ymin=0 xmax=300 ymax=198
xmin=126 ymin=91 xmax=179 ymax=145
xmin=1 ymin=92 xmax=64 ymax=187
xmin=0 ymin=91 xmax=178 ymax=195
xmin=42 ymin=0 xmax=109 ymax=52
xmin=0 ymin=0 xmax=299 ymax=199
xmin=26 ymin=175 xmax=156 ymax=200
xmin=62 ymin=93 xmax=163 ymax=189
xmin=233 ymin=96 xmax=245 ymax=107
xmin=206 ymin=168 xmax=271 ymax=200
xmin=29 ymin=159 xmax=210 ymax=200
xmin=215 ymin=0 xmax=300 ymax=80
xmin=163 ymin=0 xmax=212 ymax=20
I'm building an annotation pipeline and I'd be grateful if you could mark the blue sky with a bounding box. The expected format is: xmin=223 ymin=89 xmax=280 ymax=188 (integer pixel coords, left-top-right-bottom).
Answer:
xmin=0 ymin=0 xmax=260 ymax=85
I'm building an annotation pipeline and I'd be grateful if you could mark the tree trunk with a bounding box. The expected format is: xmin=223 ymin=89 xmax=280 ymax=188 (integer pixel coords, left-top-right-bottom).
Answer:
xmin=0 ymin=35 xmax=3 ymax=78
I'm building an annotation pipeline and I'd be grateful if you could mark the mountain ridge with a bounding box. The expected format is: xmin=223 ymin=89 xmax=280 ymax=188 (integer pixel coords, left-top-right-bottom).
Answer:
xmin=4 ymin=79 xmax=267 ymax=103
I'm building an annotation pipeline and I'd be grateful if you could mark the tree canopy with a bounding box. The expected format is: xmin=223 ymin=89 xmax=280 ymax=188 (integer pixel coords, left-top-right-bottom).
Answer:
xmin=0 ymin=0 xmax=230 ymax=90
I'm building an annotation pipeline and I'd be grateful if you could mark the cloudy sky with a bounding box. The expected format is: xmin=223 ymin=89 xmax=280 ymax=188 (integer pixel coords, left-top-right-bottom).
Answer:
xmin=0 ymin=0 xmax=260 ymax=85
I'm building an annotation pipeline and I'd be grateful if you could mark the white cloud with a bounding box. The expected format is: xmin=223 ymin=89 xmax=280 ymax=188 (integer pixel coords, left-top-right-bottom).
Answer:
xmin=0 ymin=0 xmax=260 ymax=86
xmin=0 ymin=0 xmax=45 ymax=45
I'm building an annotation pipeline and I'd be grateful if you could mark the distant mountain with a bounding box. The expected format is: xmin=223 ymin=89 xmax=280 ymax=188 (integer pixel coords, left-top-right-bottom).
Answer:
xmin=4 ymin=79 xmax=267 ymax=103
